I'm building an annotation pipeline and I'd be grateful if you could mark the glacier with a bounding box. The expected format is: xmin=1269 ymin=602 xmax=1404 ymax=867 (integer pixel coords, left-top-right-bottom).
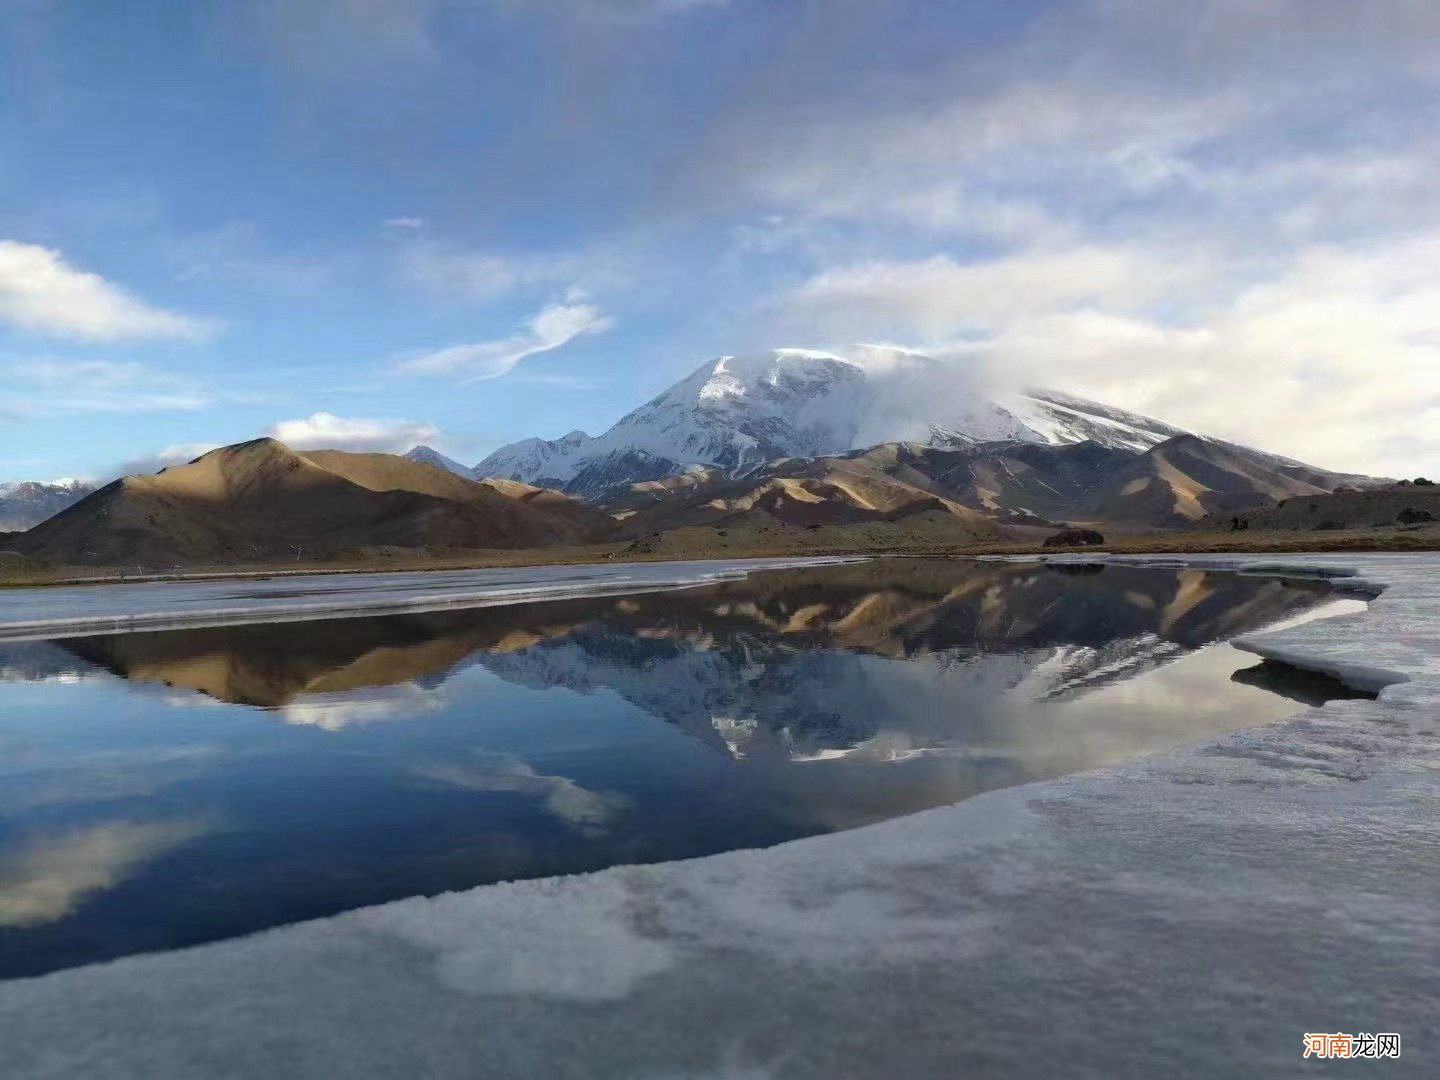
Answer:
xmin=0 ymin=551 xmax=1435 ymax=1078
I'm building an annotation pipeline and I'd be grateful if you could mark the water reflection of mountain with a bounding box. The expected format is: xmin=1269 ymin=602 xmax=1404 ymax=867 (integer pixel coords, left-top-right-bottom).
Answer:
xmin=49 ymin=561 xmax=1333 ymax=757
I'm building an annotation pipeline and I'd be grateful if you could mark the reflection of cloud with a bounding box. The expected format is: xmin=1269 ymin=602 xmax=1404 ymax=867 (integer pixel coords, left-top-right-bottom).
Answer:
xmin=414 ymin=753 xmax=628 ymax=834
xmin=279 ymin=685 xmax=443 ymax=731
xmin=0 ymin=818 xmax=212 ymax=928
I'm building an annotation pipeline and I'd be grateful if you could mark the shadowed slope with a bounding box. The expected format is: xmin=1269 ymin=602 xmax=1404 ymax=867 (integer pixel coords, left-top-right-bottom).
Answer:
xmin=1077 ymin=435 xmax=1375 ymax=526
xmin=15 ymin=440 xmax=618 ymax=565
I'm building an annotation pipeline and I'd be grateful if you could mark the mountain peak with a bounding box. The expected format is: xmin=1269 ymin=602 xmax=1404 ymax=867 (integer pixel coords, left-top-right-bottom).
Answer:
xmin=0 ymin=478 xmax=99 ymax=532
xmin=476 ymin=345 xmax=1197 ymax=495
xmin=405 ymin=445 xmax=475 ymax=479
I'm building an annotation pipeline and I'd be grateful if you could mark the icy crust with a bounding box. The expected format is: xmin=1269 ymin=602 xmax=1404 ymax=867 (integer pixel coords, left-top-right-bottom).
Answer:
xmin=982 ymin=552 xmax=1422 ymax=696
xmin=2 ymin=554 xmax=1439 ymax=1079
xmin=0 ymin=557 xmax=865 ymax=642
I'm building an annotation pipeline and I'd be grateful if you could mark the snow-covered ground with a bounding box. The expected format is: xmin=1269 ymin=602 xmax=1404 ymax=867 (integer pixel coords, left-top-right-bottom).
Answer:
xmin=1 ymin=553 xmax=1436 ymax=1079
xmin=0 ymin=556 xmax=863 ymax=641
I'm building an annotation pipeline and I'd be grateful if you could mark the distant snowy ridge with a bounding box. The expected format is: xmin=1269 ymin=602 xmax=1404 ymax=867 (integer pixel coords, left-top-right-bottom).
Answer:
xmin=403 ymin=446 xmax=477 ymax=478
xmin=0 ymin=479 xmax=96 ymax=532
xmin=460 ymin=346 xmax=1192 ymax=494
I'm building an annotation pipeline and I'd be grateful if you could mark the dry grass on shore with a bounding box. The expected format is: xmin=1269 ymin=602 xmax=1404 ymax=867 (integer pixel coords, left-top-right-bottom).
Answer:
xmin=3 ymin=522 xmax=1437 ymax=590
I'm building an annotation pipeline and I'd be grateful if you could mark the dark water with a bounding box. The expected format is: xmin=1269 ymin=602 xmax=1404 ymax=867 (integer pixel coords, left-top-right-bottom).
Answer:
xmin=0 ymin=559 xmax=1366 ymax=979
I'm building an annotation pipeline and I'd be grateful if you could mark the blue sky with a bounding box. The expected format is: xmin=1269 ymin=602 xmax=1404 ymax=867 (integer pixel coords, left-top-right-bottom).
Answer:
xmin=2 ymin=0 xmax=1438 ymax=481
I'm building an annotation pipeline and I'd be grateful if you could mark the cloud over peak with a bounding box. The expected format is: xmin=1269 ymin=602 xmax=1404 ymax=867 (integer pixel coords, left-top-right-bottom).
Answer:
xmin=265 ymin=412 xmax=440 ymax=453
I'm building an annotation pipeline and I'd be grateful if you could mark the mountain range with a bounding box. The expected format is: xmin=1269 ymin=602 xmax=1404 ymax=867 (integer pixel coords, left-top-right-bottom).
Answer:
xmin=0 ymin=480 xmax=95 ymax=532
xmin=410 ymin=346 xmax=1373 ymax=533
xmin=2 ymin=345 xmax=1385 ymax=565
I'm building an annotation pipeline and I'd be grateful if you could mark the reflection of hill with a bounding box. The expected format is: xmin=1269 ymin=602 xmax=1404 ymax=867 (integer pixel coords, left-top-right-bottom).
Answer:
xmin=54 ymin=561 xmax=1333 ymax=751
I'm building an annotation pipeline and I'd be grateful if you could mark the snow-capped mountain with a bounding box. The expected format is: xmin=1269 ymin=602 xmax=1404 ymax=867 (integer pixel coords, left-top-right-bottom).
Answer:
xmin=470 ymin=346 xmax=1190 ymax=494
xmin=465 ymin=429 xmax=596 ymax=485
xmin=0 ymin=479 xmax=95 ymax=532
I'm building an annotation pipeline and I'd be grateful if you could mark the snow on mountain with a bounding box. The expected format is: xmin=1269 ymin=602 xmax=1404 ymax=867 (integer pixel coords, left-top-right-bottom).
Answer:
xmin=469 ymin=430 xmax=598 ymax=489
xmin=1005 ymin=390 xmax=1190 ymax=453
xmin=0 ymin=479 xmax=96 ymax=532
xmin=403 ymin=445 xmax=477 ymax=479
xmin=473 ymin=346 xmax=1190 ymax=493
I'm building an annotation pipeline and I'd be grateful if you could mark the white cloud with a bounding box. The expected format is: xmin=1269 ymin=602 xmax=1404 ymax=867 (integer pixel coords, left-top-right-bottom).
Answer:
xmin=112 ymin=443 xmax=222 ymax=479
xmin=775 ymin=235 xmax=1440 ymax=476
xmin=265 ymin=411 xmax=440 ymax=453
xmin=384 ymin=216 xmax=426 ymax=230
xmin=112 ymin=416 xmax=441 ymax=480
xmin=399 ymin=301 xmax=614 ymax=383
xmin=0 ymin=240 xmax=214 ymax=342
xmin=777 ymin=247 xmax=1189 ymax=342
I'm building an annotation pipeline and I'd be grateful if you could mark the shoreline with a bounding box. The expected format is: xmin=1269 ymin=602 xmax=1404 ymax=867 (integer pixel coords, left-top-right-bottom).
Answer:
xmin=0 ymin=555 xmax=868 ymax=642
xmin=4 ymin=525 xmax=1437 ymax=590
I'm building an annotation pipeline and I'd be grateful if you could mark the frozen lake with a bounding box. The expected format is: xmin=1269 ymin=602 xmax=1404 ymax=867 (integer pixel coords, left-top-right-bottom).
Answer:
xmin=0 ymin=558 xmax=1363 ymax=978
xmin=0 ymin=557 xmax=861 ymax=640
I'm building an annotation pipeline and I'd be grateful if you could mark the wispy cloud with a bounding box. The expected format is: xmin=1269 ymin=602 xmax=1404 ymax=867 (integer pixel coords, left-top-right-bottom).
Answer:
xmin=167 ymin=222 xmax=338 ymax=292
xmin=4 ymin=357 xmax=212 ymax=414
xmin=398 ymin=243 xmax=581 ymax=302
xmin=399 ymin=300 xmax=614 ymax=383
xmin=0 ymin=240 xmax=215 ymax=342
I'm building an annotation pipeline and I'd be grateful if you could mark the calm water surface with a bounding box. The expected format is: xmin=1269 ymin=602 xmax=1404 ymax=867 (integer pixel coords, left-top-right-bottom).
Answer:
xmin=0 ymin=559 xmax=1365 ymax=978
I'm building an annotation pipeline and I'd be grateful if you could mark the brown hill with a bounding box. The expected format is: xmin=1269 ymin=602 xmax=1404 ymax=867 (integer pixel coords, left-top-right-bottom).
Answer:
xmin=601 ymin=434 xmax=1375 ymax=537
xmin=1071 ymin=435 xmax=1372 ymax=527
xmin=1201 ymin=483 xmax=1440 ymax=532
xmin=15 ymin=439 xmax=619 ymax=565
xmin=610 ymin=453 xmax=1009 ymax=543
xmin=475 ymin=477 xmax=618 ymax=533
xmin=833 ymin=440 xmax=1137 ymax=524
